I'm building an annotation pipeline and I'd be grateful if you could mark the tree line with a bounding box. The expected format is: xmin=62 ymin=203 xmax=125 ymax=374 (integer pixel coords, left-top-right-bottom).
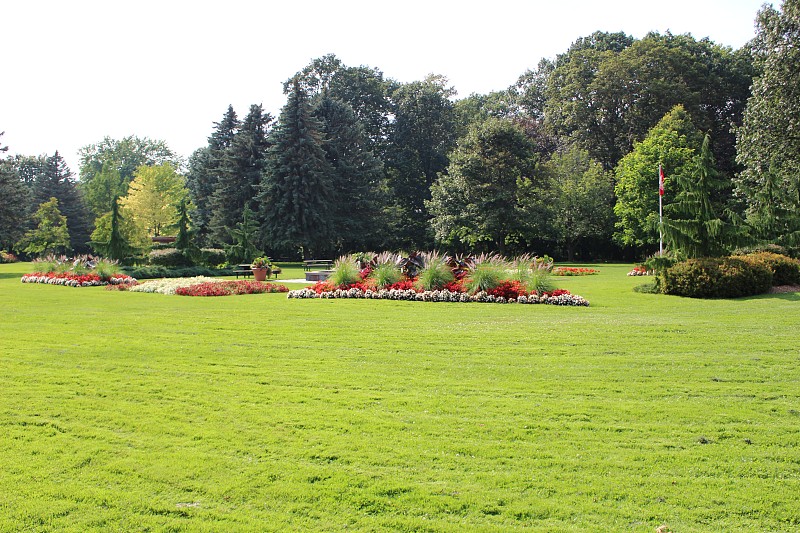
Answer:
xmin=2 ymin=1 xmax=798 ymax=261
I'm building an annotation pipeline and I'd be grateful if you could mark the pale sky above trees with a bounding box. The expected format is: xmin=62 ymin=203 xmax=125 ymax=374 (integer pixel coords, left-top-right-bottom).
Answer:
xmin=3 ymin=0 xmax=765 ymax=174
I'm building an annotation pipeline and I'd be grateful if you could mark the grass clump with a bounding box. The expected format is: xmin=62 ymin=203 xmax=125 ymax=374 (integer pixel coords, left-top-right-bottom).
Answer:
xmin=464 ymin=254 xmax=505 ymax=294
xmin=369 ymin=253 xmax=403 ymax=288
xmin=329 ymin=255 xmax=361 ymax=287
xmin=415 ymin=252 xmax=454 ymax=290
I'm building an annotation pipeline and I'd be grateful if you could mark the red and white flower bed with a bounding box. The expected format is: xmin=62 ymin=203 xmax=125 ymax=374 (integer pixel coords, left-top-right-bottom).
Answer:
xmin=288 ymin=283 xmax=589 ymax=306
xmin=21 ymin=272 xmax=136 ymax=287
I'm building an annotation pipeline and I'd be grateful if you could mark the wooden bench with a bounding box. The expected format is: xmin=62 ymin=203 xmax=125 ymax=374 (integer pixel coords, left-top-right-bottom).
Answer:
xmin=234 ymin=265 xmax=253 ymax=279
xmin=303 ymin=259 xmax=333 ymax=271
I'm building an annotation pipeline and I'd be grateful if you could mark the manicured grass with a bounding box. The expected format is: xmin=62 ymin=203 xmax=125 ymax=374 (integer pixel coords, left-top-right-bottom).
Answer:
xmin=1 ymin=262 xmax=798 ymax=531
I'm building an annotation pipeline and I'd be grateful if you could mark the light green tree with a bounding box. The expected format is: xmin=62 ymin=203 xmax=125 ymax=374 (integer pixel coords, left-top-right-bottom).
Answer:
xmin=120 ymin=163 xmax=189 ymax=237
xmin=17 ymin=197 xmax=71 ymax=255
xmin=613 ymin=105 xmax=702 ymax=249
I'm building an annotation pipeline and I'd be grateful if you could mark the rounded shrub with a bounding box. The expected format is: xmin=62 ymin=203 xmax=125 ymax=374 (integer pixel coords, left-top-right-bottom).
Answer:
xmin=737 ymin=251 xmax=800 ymax=286
xmin=149 ymin=247 xmax=192 ymax=268
xmin=660 ymin=256 xmax=773 ymax=298
xmin=200 ymin=248 xmax=227 ymax=267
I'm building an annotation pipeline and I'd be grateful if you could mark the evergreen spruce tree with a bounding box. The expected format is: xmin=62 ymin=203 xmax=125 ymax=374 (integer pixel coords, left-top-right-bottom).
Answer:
xmin=0 ymin=134 xmax=30 ymax=250
xmin=313 ymin=95 xmax=388 ymax=252
xmin=175 ymin=198 xmax=192 ymax=251
xmin=259 ymin=80 xmax=334 ymax=258
xmin=91 ymin=197 xmax=134 ymax=260
xmin=186 ymin=105 xmax=240 ymax=246
xmin=663 ymin=134 xmax=743 ymax=258
xmin=224 ymin=207 xmax=262 ymax=264
xmin=32 ymin=152 xmax=92 ymax=253
xmin=208 ymin=104 xmax=271 ymax=245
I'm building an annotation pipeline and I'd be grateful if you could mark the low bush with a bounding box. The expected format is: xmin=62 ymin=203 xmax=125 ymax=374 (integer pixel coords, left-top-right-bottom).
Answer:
xmin=149 ymin=248 xmax=192 ymax=268
xmin=660 ymin=256 xmax=773 ymax=298
xmin=1 ymin=250 xmax=19 ymax=263
xmin=123 ymin=265 xmax=234 ymax=280
xmin=737 ymin=251 xmax=800 ymax=286
xmin=200 ymin=248 xmax=227 ymax=267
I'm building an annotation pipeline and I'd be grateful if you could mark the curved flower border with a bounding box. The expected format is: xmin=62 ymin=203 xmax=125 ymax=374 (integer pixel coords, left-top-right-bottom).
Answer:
xmin=288 ymin=287 xmax=589 ymax=306
xmin=21 ymin=272 xmax=136 ymax=288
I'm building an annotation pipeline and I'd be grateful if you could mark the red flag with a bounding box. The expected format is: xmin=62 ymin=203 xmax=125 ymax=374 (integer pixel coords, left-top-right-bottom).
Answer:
xmin=659 ymin=165 xmax=665 ymax=197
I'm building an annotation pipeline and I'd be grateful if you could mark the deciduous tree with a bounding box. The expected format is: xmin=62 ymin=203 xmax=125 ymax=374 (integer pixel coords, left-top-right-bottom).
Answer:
xmin=536 ymin=146 xmax=614 ymax=260
xmin=428 ymin=118 xmax=536 ymax=254
xmin=386 ymin=74 xmax=458 ymax=248
xmin=120 ymin=163 xmax=189 ymax=237
xmin=17 ymin=197 xmax=70 ymax=255
xmin=735 ymin=0 xmax=800 ymax=246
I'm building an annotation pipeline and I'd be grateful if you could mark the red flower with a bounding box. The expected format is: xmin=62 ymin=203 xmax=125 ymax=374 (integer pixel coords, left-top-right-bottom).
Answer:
xmin=487 ymin=280 xmax=528 ymax=299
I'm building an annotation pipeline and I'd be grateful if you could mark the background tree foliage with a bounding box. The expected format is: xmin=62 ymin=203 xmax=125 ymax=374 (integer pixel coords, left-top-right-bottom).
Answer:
xmin=535 ymin=146 xmax=614 ymax=260
xmin=386 ymin=74 xmax=458 ymax=249
xmin=12 ymin=19 xmax=775 ymax=261
xmin=428 ymin=118 xmax=536 ymax=253
xmin=17 ymin=197 xmax=70 ymax=255
xmin=614 ymin=105 xmax=703 ymax=249
xmin=259 ymin=80 xmax=333 ymax=258
xmin=120 ymin=163 xmax=189 ymax=238
xmin=735 ymin=0 xmax=800 ymax=246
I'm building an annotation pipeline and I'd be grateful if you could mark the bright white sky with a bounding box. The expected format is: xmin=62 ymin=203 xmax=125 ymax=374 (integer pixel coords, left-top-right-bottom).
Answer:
xmin=2 ymin=0 xmax=768 ymax=176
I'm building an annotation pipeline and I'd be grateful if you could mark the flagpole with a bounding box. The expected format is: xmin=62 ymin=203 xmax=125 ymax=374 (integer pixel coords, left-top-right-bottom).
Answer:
xmin=658 ymin=164 xmax=663 ymax=255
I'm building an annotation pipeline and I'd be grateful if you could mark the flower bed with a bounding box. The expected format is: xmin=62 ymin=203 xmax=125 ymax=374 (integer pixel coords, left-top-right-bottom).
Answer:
xmin=176 ymin=280 xmax=289 ymax=296
xmin=288 ymin=252 xmax=590 ymax=306
xmin=552 ymin=267 xmax=599 ymax=276
xmin=126 ymin=276 xmax=219 ymax=295
xmin=288 ymin=283 xmax=589 ymax=306
xmin=1 ymin=251 xmax=18 ymax=263
xmin=627 ymin=266 xmax=653 ymax=276
xmin=21 ymin=271 xmax=136 ymax=287
xmin=114 ymin=276 xmax=289 ymax=296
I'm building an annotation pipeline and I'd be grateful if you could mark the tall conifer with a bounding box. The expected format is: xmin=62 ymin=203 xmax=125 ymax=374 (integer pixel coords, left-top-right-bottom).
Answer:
xmin=259 ymin=80 xmax=333 ymax=258
xmin=208 ymin=105 xmax=271 ymax=245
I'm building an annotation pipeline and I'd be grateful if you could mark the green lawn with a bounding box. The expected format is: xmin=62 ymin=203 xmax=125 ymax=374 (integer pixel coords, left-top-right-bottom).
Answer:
xmin=1 ymin=262 xmax=798 ymax=532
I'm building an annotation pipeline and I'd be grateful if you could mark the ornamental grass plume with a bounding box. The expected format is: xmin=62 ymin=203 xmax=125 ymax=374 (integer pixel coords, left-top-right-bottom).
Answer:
xmin=528 ymin=255 xmax=555 ymax=294
xmin=329 ymin=255 xmax=361 ymax=288
xmin=370 ymin=262 xmax=403 ymax=289
xmin=415 ymin=251 xmax=454 ymax=291
xmin=464 ymin=253 xmax=506 ymax=294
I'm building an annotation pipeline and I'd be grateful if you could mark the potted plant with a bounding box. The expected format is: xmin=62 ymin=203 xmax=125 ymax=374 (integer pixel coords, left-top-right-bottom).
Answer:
xmin=250 ymin=256 xmax=272 ymax=282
